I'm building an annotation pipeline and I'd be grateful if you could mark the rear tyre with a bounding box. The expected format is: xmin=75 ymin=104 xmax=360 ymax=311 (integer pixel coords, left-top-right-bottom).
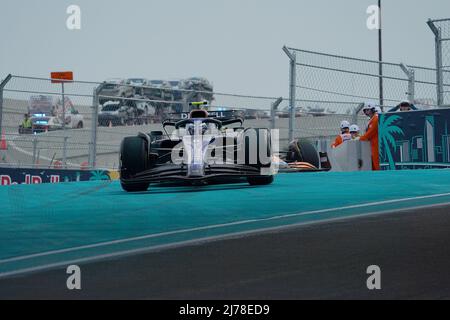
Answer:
xmin=120 ymin=136 xmax=150 ymax=192
xmin=287 ymin=139 xmax=320 ymax=168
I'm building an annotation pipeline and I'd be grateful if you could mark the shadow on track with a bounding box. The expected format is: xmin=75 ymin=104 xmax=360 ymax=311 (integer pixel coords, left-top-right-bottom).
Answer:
xmin=107 ymin=182 xmax=261 ymax=196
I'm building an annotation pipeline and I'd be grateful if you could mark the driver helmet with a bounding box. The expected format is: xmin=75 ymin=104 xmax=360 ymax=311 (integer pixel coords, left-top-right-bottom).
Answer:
xmin=189 ymin=109 xmax=209 ymax=119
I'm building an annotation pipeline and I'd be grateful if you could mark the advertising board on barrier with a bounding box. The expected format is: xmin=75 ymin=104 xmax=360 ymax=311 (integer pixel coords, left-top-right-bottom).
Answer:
xmin=0 ymin=168 xmax=119 ymax=186
xmin=379 ymin=108 xmax=450 ymax=170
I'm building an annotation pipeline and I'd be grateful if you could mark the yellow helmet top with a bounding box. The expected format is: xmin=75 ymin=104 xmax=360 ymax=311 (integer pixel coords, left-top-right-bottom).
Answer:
xmin=189 ymin=101 xmax=208 ymax=107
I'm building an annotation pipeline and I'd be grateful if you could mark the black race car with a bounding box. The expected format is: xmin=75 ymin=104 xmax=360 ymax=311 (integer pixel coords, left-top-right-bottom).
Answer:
xmin=119 ymin=107 xmax=274 ymax=192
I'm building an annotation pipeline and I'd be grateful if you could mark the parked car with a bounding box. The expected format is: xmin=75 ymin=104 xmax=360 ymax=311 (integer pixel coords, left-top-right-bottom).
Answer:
xmin=142 ymin=80 xmax=175 ymax=120
xmin=125 ymin=78 xmax=148 ymax=95
xmin=168 ymin=80 xmax=183 ymax=101
xmin=20 ymin=95 xmax=84 ymax=134
xmin=143 ymin=80 xmax=174 ymax=101
xmin=98 ymin=79 xmax=135 ymax=104
xmin=179 ymin=77 xmax=214 ymax=106
xmin=132 ymin=96 xmax=156 ymax=125
xmin=98 ymin=101 xmax=133 ymax=127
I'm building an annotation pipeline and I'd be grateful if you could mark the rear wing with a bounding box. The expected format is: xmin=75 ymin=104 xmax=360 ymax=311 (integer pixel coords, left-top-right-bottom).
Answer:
xmin=165 ymin=110 xmax=245 ymax=121
xmin=161 ymin=110 xmax=244 ymax=140
xmin=163 ymin=116 xmax=243 ymax=129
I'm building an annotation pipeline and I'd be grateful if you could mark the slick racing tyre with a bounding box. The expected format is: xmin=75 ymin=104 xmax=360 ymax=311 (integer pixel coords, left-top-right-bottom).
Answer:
xmin=120 ymin=136 xmax=150 ymax=192
xmin=287 ymin=139 xmax=320 ymax=168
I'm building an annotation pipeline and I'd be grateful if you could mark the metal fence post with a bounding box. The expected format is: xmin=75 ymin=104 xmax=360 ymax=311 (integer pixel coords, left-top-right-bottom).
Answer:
xmin=32 ymin=137 xmax=38 ymax=168
xmin=0 ymin=74 xmax=13 ymax=137
xmin=283 ymin=46 xmax=297 ymax=143
xmin=89 ymin=84 xmax=103 ymax=168
xmin=270 ymin=97 xmax=283 ymax=130
xmin=352 ymin=103 xmax=365 ymax=127
xmin=400 ymin=63 xmax=415 ymax=102
xmin=61 ymin=82 xmax=68 ymax=168
xmin=428 ymin=20 xmax=444 ymax=106
xmin=436 ymin=28 xmax=444 ymax=106
xmin=410 ymin=69 xmax=416 ymax=103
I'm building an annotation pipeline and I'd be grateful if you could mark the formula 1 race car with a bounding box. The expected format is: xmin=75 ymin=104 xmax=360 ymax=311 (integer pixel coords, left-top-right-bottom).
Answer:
xmin=119 ymin=103 xmax=274 ymax=192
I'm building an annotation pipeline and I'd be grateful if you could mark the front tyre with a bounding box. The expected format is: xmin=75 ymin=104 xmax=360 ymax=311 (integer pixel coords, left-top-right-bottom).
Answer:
xmin=120 ymin=136 xmax=149 ymax=192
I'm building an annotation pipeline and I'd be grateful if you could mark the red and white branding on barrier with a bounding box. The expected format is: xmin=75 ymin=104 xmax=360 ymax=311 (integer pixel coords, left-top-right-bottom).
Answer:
xmin=1 ymin=174 xmax=60 ymax=186
xmin=1 ymin=176 xmax=12 ymax=186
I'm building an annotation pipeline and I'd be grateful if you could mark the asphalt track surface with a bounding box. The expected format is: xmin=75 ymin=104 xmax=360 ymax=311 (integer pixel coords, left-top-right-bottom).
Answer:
xmin=1 ymin=170 xmax=450 ymax=299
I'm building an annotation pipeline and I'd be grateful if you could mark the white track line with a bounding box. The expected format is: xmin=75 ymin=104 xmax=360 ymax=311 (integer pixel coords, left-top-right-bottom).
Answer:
xmin=2 ymin=191 xmax=450 ymax=265
xmin=1 ymin=201 xmax=450 ymax=279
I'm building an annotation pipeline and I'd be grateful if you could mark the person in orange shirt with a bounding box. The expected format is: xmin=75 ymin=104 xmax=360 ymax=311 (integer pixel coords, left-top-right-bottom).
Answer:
xmin=331 ymin=120 xmax=352 ymax=148
xmin=359 ymin=102 xmax=380 ymax=171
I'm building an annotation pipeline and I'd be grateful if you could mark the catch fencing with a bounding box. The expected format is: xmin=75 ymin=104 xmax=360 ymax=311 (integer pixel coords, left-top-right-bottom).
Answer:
xmin=0 ymin=75 xmax=290 ymax=170
xmin=283 ymin=46 xmax=450 ymax=148
xmin=2 ymin=32 xmax=450 ymax=170
xmin=428 ymin=18 xmax=450 ymax=106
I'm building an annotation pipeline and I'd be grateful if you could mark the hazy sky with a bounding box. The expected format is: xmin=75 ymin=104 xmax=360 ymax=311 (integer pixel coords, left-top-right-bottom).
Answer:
xmin=1 ymin=0 xmax=449 ymax=97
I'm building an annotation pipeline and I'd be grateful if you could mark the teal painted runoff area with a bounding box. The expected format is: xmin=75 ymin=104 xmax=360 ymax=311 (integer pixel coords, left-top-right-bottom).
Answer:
xmin=1 ymin=170 xmax=450 ymax=275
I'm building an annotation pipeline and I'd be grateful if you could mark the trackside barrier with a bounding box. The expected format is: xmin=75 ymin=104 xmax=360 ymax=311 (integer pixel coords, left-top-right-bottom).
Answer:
xmin=379 ymin=108 xmax=450 ymax=170
xmin=328 ymin=140 xmax=372 ymax=172
xmin=0 ymin=167 xmax=119 ymax=186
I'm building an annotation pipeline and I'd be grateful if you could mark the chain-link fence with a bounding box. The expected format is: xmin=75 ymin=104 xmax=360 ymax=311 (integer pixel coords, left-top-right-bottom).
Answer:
xmin=0 ymin=75 xmax=293 ymax=170
xmin=283 ymin=46 xmax=450 ymax=149
xmin=0 ymin=76 xmax=98 ymax=170
xmin=428 ymin=18 xmax=450 ymax=107
xmin=3 ymin=29 xmax=450 ymax=170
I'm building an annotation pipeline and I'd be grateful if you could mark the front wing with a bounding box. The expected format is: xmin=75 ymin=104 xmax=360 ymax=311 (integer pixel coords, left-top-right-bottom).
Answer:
xmin=120 ymin=163 xmax=270 ymax=185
